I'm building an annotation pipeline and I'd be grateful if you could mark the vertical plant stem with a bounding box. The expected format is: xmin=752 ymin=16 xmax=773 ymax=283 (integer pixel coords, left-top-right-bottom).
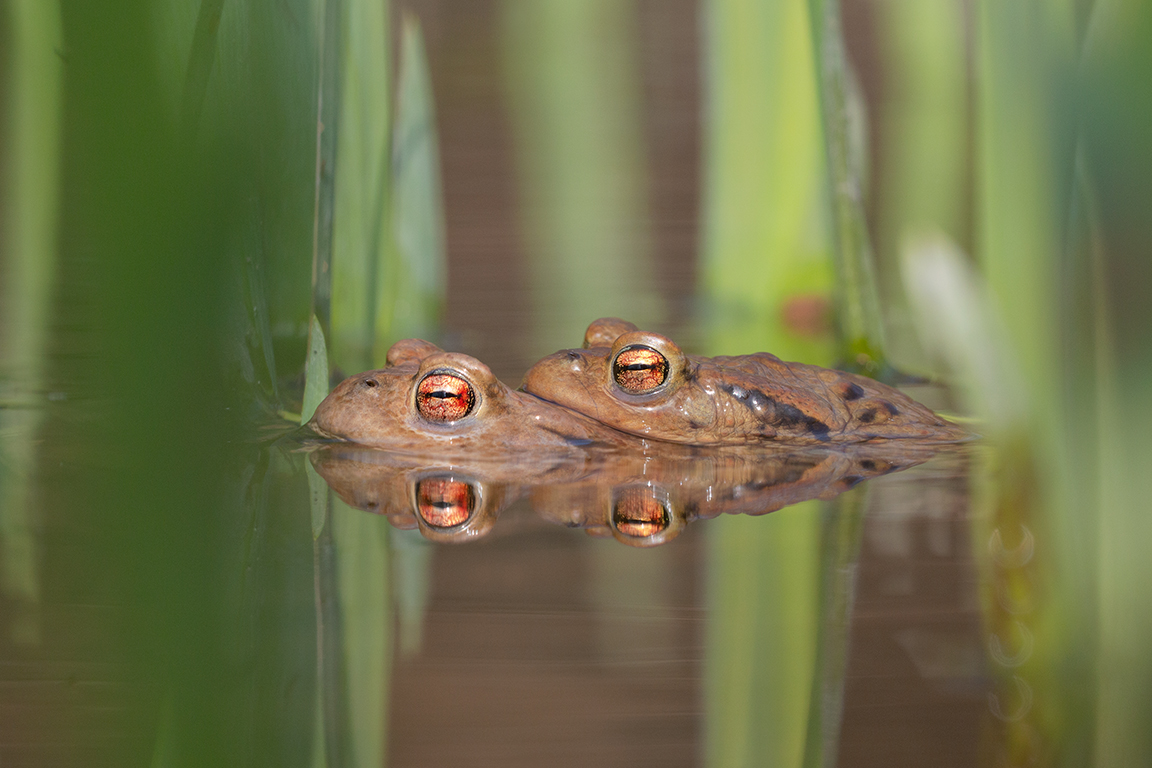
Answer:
xmin=330 ymin=0 xmax=391 ymax=371
xmin=874 ymin=0 xmax=968 ymax=368
xmin=1080 ymin=1 xmax=1152 ymax=761
xmin=311 ymin=0 xmax=344 ymax=338
xmin=702 ymin=4 xmax=828 ymax=763
xmin=501 ymin=0 xmax=658 ymax=355
xmin=1 ymin=0 xmax=63 ymax=644
xmin=380 ymin=15 xmax=445 ymax=354
xmin=701 ymin=0 xmax=833 ymax=362
xmin=807 ymin=0 xmax=887 ymax=373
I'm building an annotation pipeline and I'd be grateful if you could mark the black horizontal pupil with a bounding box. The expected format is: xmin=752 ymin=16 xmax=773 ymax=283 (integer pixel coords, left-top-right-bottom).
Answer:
xmin=427 ymin=390 xmax=456 ymax=399
xmin=622 ymin=363 xmax=655 ymax=371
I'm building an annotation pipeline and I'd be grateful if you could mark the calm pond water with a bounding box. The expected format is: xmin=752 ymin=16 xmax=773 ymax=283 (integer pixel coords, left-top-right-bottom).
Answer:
xmin=7 ymin=1 xmax=1148 ymax=766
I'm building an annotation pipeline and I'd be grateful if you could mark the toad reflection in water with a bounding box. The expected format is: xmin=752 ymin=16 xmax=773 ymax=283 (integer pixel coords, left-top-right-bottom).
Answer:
xmin=309 ymin=441 xmax=949 ymax=546
xmin=522 ymin=318 xmax=971 ymax=445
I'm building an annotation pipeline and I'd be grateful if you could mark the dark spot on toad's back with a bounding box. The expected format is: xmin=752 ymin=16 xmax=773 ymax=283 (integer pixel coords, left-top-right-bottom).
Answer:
xmin=840 ymin=382 xmax=864 ymax=401
xmin=768 ymin=397 xmax=830 ymax=439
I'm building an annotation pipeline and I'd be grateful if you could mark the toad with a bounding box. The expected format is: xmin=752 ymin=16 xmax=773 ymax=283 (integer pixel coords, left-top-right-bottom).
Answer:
xmin=521 ymin=318 xmax=969 ymax=445
xmin=308 ymin=337 xmax=634 ymax=453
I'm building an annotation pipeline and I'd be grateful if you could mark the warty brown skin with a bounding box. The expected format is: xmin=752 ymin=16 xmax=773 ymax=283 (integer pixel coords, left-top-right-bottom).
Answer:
xmin=520 ymin=318 xmax=971 ymax=446
xmin=308 ymin=337 xmax=636 ymax=453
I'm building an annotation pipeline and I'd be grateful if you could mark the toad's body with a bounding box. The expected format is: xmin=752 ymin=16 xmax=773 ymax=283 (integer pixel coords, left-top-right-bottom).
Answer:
xmin=521 ymin=318 xmax=969 ymax=446
xmin=309 ymin=338 xmax=633 ymax=453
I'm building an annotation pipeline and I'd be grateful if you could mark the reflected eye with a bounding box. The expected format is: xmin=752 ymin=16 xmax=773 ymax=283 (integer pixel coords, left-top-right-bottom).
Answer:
xmin=415 ymin=477 xmax=476 ymax=528
xmin=612 ymin=487 xmax=670 ymax=538
xmin=416 ymin=373 xmax=476 ymax=421
xmin=612 ymin=345 xmax=668 ymax=394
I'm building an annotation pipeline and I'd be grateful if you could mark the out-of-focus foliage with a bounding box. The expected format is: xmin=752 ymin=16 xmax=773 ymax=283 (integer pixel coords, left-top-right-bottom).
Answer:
xmin=0 ymin=0 xmax=63 ymax=646
xmin=701 ymin=0 xmax=833 ymax=364
xmin=502 ymin=0 xmax=661 ymax=355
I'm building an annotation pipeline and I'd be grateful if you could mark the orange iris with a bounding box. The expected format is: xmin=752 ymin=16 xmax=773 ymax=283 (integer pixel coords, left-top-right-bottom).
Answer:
xmin=612 ymin=345 xmax=668 ymax=394
xmin=416 ymin=373 xmax=476 ymax=421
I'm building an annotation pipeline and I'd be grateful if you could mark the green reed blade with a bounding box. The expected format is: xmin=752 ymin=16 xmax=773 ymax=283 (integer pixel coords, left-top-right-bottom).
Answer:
xmin=1080 ymin=1 xmax=1152 ymax=761
xmin=378 ymin=14 xmax=445 ymax=353
xmin=0 ymin=0 xmax=63 ymax=646
xmin=501 ymin=0 xmax=659 ymax=354
xmin=872 ymin=0 xmax=968 ymax=370
xmin=701 ymin=0 xmax=833 ymax=363
xmin=701 ymin=4 xmax=829 ymax=764
xmin=975 ymin=0 xmax=1074 ymax=443
xmin=806 ymin=0 xmax=887 ymax=373
xmin=330 ymin=0 xmax=390 ymax=371
xmin=311 ymin=0 xmax=343 ymax=336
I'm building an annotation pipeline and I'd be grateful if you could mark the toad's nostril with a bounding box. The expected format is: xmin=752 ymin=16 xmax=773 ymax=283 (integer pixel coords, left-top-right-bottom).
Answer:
xmin=566 ymin=351 xmax=581 ymax=361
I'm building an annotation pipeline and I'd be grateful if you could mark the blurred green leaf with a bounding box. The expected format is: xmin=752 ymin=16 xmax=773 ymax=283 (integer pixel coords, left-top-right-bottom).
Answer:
xmin=873 ymin=0 xmax=968 ymax=369
xmin=701 ymin=0 xmax=833 ymax=362
xmin=379 ymin=14 xmax=446 ymax=352
xmin=0 ymin=0 xmax=63 ymax=645
xmin=331 ymin=0 xmax=391 ymax=371
xmin=502 ymin=0 xmax=658 ymax=353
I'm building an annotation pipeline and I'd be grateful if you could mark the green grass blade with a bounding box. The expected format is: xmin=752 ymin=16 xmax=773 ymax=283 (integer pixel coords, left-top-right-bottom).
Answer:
xmin=301 ymin=314 xmax=330 ymax=424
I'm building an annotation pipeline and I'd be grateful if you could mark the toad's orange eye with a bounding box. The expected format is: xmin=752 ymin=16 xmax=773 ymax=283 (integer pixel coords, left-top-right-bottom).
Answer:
xmin=416 ymin=373 xmax=476 ymax=422
xmin=612 ymin=345 xmax=668 ymax=394
xmin=415 ymin=478 xmax=476 ymax=528
xmin=612 ymin=487 xmax=669 ymax=538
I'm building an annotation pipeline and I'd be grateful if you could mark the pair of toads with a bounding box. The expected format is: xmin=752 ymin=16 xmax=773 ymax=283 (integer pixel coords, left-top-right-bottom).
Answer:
xmin=308 ymin=318 xmax=969 ymax=451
